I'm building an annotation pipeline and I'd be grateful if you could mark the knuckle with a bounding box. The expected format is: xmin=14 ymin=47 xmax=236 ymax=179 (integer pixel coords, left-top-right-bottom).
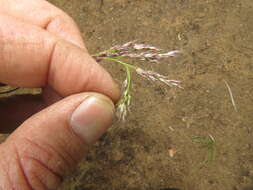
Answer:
xmin=13 ymin=139 xmax=65 ymax=189
xmin=16 ymin=137 xmax=75 ymax=173
xmin=20 ymin=155 xmax=62 ymax=190
xmin=47 ymin=13 xmax=76 ymax=33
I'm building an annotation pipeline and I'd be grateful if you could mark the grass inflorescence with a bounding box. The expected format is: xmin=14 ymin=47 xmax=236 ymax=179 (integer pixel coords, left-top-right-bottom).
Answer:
xmin=93 ymin=41 xmax=182 ymax=121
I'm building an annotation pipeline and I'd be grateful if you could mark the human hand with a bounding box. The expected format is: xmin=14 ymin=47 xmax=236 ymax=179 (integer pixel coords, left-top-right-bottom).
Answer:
xmin=0 ymin=0 xmax=120 ymax=189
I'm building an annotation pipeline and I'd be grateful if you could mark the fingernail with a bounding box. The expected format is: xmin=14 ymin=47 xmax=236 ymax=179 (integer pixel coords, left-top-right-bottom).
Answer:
xmin=70 ymin=95 xmax=115 ymax=144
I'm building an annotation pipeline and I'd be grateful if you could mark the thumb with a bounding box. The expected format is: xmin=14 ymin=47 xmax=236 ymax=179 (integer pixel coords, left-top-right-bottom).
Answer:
xmin=0 ymin=93 xmax=115 ymax=190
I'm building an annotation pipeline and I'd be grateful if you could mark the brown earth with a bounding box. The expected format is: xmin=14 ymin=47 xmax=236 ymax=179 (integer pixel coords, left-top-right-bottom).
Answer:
xmin=1 ymin=0 xmax=253 ymax=190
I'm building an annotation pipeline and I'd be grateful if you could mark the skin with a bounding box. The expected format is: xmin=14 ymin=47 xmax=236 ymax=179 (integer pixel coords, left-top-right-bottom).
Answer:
xmin=0 ymin=0 xmax=120 ymax=189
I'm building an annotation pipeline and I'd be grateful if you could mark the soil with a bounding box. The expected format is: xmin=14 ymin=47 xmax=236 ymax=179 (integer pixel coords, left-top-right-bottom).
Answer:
xmin=1 ymin=0 xmax=253 ymax=190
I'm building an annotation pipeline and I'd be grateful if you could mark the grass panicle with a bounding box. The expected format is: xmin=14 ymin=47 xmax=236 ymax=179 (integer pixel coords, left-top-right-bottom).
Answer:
xmin=93 ymin=41 xmax=181 ymax=121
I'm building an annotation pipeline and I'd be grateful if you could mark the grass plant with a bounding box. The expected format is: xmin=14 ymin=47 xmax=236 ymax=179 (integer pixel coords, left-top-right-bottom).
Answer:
xmin=92 ymin=41 xmax=181 ymax=120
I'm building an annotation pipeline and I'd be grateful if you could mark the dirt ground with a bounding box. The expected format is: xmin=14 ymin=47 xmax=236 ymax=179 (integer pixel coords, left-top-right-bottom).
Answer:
xmin=1 ymin=0 xmax=253 ymax=190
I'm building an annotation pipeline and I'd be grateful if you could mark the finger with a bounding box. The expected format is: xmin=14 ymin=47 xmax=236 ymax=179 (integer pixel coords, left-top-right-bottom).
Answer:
xmin=0 ymin=93 xmax=115 ymax=189
xmin=1 ymin=0 xmax=85 ymax=48
xmin=0 ymin=14 xmax=120 ymax=102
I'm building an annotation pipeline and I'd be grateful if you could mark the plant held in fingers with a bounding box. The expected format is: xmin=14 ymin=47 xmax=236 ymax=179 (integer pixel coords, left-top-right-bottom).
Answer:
xmin=92 ymin=41 xmax=182 ymax=121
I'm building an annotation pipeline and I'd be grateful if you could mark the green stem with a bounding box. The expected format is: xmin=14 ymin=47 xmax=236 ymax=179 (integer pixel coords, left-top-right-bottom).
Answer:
xmin=92 ymin=53 xmax=101 ymax=57
xmin=96 ymin=56 xmax=133 ymax=106
xmin=92 ymin=48 xmax=117 ymax=57
xmin=125 ymin=66 xmax=131 ymax=94
xmin=102 ymin=57 xmax=137 ymax=70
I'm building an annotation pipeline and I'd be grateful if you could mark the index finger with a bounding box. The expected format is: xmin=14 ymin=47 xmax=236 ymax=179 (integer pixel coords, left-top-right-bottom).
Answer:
xmin=1 ymin=0 xmax=85 ymax=49
xmin=0 ymin=14 xmax=120 ymax=102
